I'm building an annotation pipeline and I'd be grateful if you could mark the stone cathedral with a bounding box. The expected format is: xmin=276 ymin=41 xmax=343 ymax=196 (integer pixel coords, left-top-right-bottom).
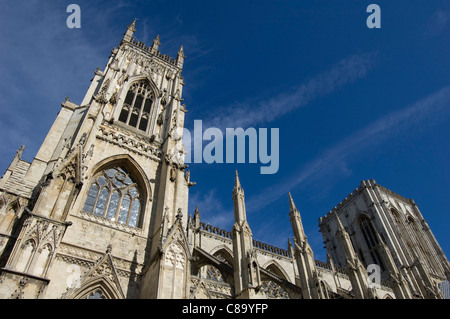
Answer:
xmin=0 ymin=21 xmax=449 ymax=299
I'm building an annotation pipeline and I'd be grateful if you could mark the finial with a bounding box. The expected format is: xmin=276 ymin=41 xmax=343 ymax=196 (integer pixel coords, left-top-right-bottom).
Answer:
xmin=194 ymin=206 xmax=200 ymax=216
xmin=153 ymin=34 xmax=161 ymax=46
xmin=15 ymin=145 xmax=25 ymax=159
xmin=106 ymin=244 xmax=112 ymax=253
xmin=178 ymin=45 xmax=185 ymax=57
xmin=127 ymin=18 xmax=137 ymax=32
xmin=176 ymin=45 xmax=185 ymax=67
xmin=235 ymin=170 xmax=241 ymax=188
xmin=288 ymin=192 xmax=297 ymax=212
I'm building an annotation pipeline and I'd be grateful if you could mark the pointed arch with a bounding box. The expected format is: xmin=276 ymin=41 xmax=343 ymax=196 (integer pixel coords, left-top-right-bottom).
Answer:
xmin=115 ymin=76 xmax=160 ymax=133
xmin=262 ymin=260 xmax=290 ymax=282
xmin=356 ymin=214 xmax=386 ymax=272
xmin=33 ymin=243 xmax=53 ymax=277
xmin=82 ymin=154 xmax=151 ymax=228
xmin=125 ymin=75 xmax=160 ymax=97
xmin=209 ymin=245 xmax=234 ymax=266
xmin=15 ymin=239 xmax=36 ymax=273
xmin=162 ymin=240 xmax=188 ymax=299
xmin=70 ymin=276 xmax=124 ymax=299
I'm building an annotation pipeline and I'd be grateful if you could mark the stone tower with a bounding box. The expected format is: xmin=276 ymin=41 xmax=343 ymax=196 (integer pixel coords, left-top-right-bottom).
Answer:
xmin=1 ymin=20 xmax=448 ymax=300
xmin=319 ymin=179 xmax=450 ymax=299
xmin=0 ymin=20 xmax=191 ymax=299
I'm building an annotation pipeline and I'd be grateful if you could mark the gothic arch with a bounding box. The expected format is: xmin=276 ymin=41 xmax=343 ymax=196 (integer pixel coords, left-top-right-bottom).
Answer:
xmin=209 ymin=245 xmax=234 ymax=265
xmin=390 ymin=207 xmax=404 ymax=224
xmin=114 ymin=76 xmax=160 ymax=130
xmin=14 ymin=239 xmax=36 ymax=273
xmin=81 ymin=154 xmax=152 ymax=228
xmin=162 ymin=240 xmax=189 ymax=299
xmin=356 ymin=214 xmax=386 ymax=271
xmin=124 ymin=75 xmax=160 ymax=97
xmin=89 ymin=154 xmax=151 ymax=198
xmin=262 ymin=260 xmax=290 ymax=282
xmin=70 ymin=276 xmax=124 ymax=299
xmin=34 ymin=243 xmax=53 ymax=277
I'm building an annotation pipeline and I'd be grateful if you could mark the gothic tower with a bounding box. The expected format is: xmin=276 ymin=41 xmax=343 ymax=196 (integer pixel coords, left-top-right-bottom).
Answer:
xmin=0 ymin=20 xmax=191 ymax=299
xmin=319 ymin=179 xmax=449 ymax=299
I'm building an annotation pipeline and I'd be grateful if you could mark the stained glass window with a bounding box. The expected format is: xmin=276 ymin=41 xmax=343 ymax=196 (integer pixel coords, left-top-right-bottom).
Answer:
xmin=83 ymin=166 xmax=142 ymax=228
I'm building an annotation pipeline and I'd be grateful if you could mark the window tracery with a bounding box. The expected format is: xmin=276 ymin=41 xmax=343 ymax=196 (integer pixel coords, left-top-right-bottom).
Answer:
xmin=118 ymin=81 xmax=154 ymax=133
xmin=82 ymin=166 xmax=142 ymax=227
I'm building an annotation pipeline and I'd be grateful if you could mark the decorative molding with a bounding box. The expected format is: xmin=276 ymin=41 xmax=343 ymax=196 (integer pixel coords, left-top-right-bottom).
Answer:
xmin=96 ymin=124 xmax=162 ymax=162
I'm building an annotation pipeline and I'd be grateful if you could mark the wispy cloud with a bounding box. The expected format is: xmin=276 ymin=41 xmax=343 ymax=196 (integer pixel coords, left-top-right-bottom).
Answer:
xmin=188 ymin=188 xmax=233 ymax=229
xmin=424 ymin=9 xmax=450 ymax=37
xmin=245 ymin=85 xmax=450 ymax=213
xmin=202 ymin=52 xmax=377 ymax=129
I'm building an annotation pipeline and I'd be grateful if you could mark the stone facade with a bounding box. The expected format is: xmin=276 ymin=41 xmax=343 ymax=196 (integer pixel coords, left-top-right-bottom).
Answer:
xmin=0 ymin=21 xmax=448 ymax=299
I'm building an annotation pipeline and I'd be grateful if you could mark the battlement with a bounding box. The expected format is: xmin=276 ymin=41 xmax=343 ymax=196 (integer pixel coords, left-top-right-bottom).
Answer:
xmin=128 ymin=38 xmax=179 ymax=66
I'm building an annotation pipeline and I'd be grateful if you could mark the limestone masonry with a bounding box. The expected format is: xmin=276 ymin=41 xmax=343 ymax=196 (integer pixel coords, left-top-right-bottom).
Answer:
xmin=0 ymin=21 xmax=448 ymax=299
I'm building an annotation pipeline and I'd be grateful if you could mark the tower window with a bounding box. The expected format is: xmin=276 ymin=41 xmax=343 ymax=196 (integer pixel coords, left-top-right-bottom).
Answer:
xmin=118 ymin=81 xmax=154 ymax=133
xmin=82 ymin=166 xmax=142 ymax=228
xmin=359 ymin=216 xmax=385 ymax=271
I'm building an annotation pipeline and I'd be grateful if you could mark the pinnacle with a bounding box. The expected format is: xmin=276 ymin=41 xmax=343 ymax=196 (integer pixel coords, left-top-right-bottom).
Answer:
xmin=153 ymin=34 xmax=161 ymax=45
xmin=288 ymin=192 xmax=297 ymax=212
xmin=334 ymin=211 xmax=345 ymax=231
xmin=127 ymin=18 xmax=137 ymax=32
xmin=235 ymin=170 xmax=241 ymax=188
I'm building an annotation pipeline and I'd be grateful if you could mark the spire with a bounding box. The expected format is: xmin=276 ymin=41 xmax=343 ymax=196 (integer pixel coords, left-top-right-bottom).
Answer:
xmin=194 ymin=205 xmax=200 ymax=218
xmin=127 ymin=18 xmax=137 ymax=32
xmin=151 ymin=34 xmax=161 ymax=53
xmin=287 ymin=192 xmax=320 ymax=299
xmin=234 ymin=170 xmax=241 ymax=189
xmin=233 ymin=170 xmax=244 ymax=196
xmin=288 ymin=192 xmax=306 ymax=243
xmin=176 ymin=45 xmax=185 ymax=68
xmin=232 ymin=170 xmax=247 ymax=224
xmin=123 ymin=19 xmax=137 ymax=43
xmin=288 ymin=192 xmax=298 ymax=214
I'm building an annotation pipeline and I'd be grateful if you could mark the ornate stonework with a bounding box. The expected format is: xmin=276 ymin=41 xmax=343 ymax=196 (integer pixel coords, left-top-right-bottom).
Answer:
xmin=0 ymin=21 xmax=448 ymax=300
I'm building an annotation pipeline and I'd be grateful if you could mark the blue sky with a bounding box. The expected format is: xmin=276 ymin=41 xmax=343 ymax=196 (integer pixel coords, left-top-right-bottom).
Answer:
xmin=0 ymin=0 xmax=449 ymax=262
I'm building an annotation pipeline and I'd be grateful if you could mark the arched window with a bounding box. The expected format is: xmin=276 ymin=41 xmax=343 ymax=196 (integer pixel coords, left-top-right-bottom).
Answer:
xmin=118 ymin=81 xmax=154 ymax=132
xmin=82 ymin=166 xmax=142 ymax=228
xmin=359 ymin=216 xmax=385 ymax=271
xmin=86 ymin=290 xmax=106 ymax=299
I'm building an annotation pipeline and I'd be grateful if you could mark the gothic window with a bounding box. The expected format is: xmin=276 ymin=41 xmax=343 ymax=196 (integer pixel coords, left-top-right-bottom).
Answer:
xmin=205 ymin=265 xmax=224 ymax=282
xmin=86 ymin=290 xmax=106 ymax=299
xmin=262 ymin=264 xmax=290 ymax=299
xmin=407 ymin=216 xmax=435 ymax=273
xmin=260 ymin=280 xmax=289 ymax=299
xmin=359 ymin=216 xmax=385 ymax=271
xmin=82 ymin=166 xmax=142 ymax=228
xmin=118 ymin=81 xmax=154 ymax=132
